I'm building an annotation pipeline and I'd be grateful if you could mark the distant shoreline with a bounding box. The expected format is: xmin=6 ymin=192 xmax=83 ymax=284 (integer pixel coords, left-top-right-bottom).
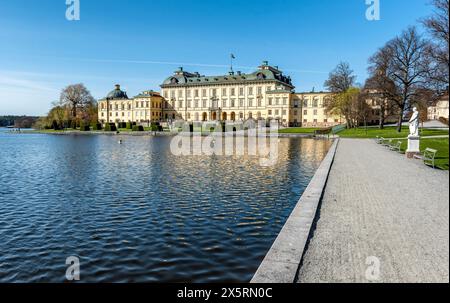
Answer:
xmin=9 ymin=129 xmax=326 ymax=139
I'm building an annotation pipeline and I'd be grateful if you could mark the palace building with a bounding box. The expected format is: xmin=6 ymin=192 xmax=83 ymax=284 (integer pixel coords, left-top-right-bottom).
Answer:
xmin=98 ymin=61 xmax=344 ymax=127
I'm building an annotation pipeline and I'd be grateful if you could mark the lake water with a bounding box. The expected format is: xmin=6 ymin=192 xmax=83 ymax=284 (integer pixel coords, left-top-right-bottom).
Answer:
xmin=0 ymin=128 xmax=331 ymax=282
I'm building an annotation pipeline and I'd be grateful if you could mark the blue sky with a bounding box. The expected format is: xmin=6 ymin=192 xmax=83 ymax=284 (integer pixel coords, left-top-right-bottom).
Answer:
xmin=0 ymin=0 xmax=434 ymax=115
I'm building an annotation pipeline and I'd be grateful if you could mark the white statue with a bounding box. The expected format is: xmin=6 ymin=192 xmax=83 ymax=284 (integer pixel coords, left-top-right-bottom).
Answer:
xmin=409 ymin=107 xmax=419 ymax=137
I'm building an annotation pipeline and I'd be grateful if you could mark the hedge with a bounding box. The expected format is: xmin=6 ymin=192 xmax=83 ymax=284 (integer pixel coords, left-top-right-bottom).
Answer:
xmin=132 ymin=125 xmax=144 ymax=132
xmin=104 ymin=123 xmax=117 ymax=132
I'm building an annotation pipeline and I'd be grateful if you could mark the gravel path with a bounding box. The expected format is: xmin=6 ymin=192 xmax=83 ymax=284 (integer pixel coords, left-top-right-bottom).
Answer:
xmin=297 ymin=138 xmax=449 ymax=283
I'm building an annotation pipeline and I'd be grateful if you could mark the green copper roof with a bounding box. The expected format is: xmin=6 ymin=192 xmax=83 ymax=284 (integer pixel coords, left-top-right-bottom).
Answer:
xmin=161 ymin=63 xmax=294 ymax=89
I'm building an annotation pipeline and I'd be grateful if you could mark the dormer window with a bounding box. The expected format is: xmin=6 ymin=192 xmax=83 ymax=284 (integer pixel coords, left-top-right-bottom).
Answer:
xmin=256 ymin=73 xmax=266 ymax=80
xmin=170 ymin=78 xmax=178 ymax=84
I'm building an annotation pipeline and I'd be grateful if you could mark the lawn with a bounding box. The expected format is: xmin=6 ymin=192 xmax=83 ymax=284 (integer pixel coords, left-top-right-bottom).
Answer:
xmin=337 ymin=126 xmax=449 ymax=139
xmin=385 ymin=137 xmax=449 ymax=170
xmin=278 ymin=127 xmax=322 ymax=134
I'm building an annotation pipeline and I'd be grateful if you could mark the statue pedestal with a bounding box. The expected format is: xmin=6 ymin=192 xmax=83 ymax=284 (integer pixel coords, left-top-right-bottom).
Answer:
xmin=406 ymin=135 xmax=420 ymax=158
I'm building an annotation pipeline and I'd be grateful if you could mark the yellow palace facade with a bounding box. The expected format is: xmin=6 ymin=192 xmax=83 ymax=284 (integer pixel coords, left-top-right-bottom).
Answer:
xmin=98 ymin=61 xmax=344 ymax=127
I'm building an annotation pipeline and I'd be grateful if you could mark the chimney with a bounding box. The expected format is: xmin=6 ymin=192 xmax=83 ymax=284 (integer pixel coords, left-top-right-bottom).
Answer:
xmin=229 ymin=71 xmax=234 ymax=75
xmin=115 ymin=84 xmax=121 ymax=90
xmin=237 ymin=71 xmax=241 ymax=75
xmin=262 ymin=60 xmax=268 ymax=66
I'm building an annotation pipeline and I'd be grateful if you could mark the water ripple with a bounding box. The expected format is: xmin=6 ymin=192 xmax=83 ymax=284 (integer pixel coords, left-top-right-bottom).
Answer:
xmin=0 ymin=129 xmax=331 ymax=282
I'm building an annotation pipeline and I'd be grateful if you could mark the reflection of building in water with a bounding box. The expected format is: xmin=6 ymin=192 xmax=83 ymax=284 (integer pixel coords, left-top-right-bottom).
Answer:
xmin=97 ymin=61 xmax=345 ymax=127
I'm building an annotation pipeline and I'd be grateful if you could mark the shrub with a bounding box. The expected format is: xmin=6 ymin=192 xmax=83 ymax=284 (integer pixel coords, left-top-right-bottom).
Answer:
xmin=132 ymin=125 xmax=144 ymax=132
xmin=92 ymin=123 xmax=102 ymax=131
xmin=79 ymin=121 xmax=91 ymax=131
xmin=104 ymin=123 xmax=117 ymax=132
xmin=126 ymin=122 xmax=133 ymax=129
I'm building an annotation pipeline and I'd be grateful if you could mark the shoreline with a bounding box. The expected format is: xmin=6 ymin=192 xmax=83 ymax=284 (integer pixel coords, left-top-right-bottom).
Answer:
xmin=8 ymin=129 xmax=335 ymax=139
xmin=251 ymin=138 xmax=339 ymax=283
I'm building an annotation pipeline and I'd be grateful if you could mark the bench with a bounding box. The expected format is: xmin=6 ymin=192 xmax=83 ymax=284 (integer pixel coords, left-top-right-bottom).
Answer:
xmin=381 ymin=138 xmax=392 ymax=147
xmin=389 ymin=141 xmax=402 ymax=153
xmin=413 ymin=148 xmax=438 ymax=168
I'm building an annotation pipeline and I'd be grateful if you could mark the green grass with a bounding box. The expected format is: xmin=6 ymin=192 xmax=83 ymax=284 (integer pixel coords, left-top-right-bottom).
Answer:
xmin=338 ymin=126 xmax=449 ymax=139
xmin=278 ymin=127 xmax=322 ymax=134
xmin=386 ymin=138 xmax=449 ymax=170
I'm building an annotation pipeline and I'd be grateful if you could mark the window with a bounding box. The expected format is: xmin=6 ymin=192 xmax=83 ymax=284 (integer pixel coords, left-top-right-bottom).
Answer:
xmin=275 ymin=109 xmax=279 ymax=115
xmin=335 ymin=119 xmax=339 ymax=123
xmin=178 ymin=90 xmax=183 ymax=98
xmin=248 ymin=99 xmax=253 ymax=107
xmin=268 ymin=98 xmax=273 ymax=105
xmin=248 ymin=87 xmax=253 ymax=95
xmin=282 ymin=110 xmax=287 ymax=115
xmin=239 ymin=87 xmax=244 ymax=96
xmin=239 ymin=112 xmax=243 ymax=119
xmin=313 ymin=119 xmax=317 ymax=123
xmin=283 ymin=98 xmax=287 ymax=105
xmin=304 ymin=110 xmax=308 ymax=115
xmin=231 ymin=99 xmax=235 ymax=107
xmin=194 ymin=89 xmax=199 ymax=98
xmin=222 ymin=88 xmax=227 ymax=96
xmin=163 ymin=91 xmax=168 ymax=98
xmin=303 ymin=119 xmax=307 ymax=123
xmin=222 ymin=100 xmax=227 ymax=108
xmin=313 ymin=99 xmax=318 ymax=107
xmin=275 ymin=98 xmax=280 ymax=105
xmin=178 ymin=101 xmax=183 ymax=108
xmin=194 ymin=100 xmax=199 ymax=108
xmin=268 ymin=110 xmax=272 ymax=115
xmin=239 ymin=99 xmax=244 ymax=107
xmin=294 ymin=100 xmax=299 ymax=108
xmin=257 ymin=87 xmax=262 ymax=95
xmin=303 ymin=99 xmax=308 ymax=107
xmin=257 ymin=99 xmax=262 ymax=107
xmin=294 ymin=110 xmax=298 ymax=115
xmin=231 ymin=88 xmax=236 ymax=96
xmin=170 ymin=90 xmax=175 ymax=99
xmin=115 ymin=104 xmax=119 ymax=110
xmin=202 ymin=100 xmax=207 ymax=108
xmin=212 ymin=88 xmax=217 ymax=97
xmin=146 ymin=102 xmax=149 ymax=108
xmin=313 ymin=109 xmax=318 ymax=115
xmin=187 ymin=100 xmax=191 ymax=108
xmin=187 ymin=90 xmax=191 ymax=98
xmin=202 ymin=89 xmax=207 ymax=97
xmin=324 ymin=119 xmax=328 ymax=123
xmin=266 ymin=86 xmax=272 ymax=92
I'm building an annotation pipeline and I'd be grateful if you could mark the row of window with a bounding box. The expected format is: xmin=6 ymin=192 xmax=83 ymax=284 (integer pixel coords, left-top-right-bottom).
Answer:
xmin=100 ymin=101 xmax=162 ymax=110
xmin=169 ymin=97 xmax=290 ymax=109
xmin=101 ymin=111 xmax=163 ymax=118
xmin=163 ymin=86 xmax=279 ymax=99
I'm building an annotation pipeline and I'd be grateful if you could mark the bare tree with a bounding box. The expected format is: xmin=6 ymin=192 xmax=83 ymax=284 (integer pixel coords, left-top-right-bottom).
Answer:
xmin=366 ymin=47 xmax=402 ymax=129
xmin=60 ymin=84 xmax=96 ymax=120
xmin=384 ymin=27 xmax=431 ymax=132
xmin=421 ymin=0 xmax=449 ymax=89
xmin=324 ymin=62 xmax=356 ymax=93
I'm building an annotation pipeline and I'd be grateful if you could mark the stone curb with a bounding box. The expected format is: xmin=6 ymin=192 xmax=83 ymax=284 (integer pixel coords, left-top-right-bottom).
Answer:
xmin=250 ymin=138 xmax=340 ymax=283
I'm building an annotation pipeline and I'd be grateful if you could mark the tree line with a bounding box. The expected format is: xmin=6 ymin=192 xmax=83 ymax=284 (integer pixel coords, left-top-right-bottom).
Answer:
xmin=34 ymin=83 xmax=98 ymax=130
xmin=324 ymin=0 xmax=449 ymax=132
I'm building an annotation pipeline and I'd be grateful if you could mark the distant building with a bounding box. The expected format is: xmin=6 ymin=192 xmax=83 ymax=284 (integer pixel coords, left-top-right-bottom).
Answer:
xmin=428 ymin=94 xmax=449 ymax=121
xmin=98 ymin=85 xmax=164 ymax=124
xmin=97 ymin=61 xmax=345 ymax=127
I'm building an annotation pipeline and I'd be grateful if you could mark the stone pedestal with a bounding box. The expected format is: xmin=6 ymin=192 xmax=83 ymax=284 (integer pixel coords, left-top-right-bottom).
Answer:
xmin=406 ymin=135 xmax=420 ymax=158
